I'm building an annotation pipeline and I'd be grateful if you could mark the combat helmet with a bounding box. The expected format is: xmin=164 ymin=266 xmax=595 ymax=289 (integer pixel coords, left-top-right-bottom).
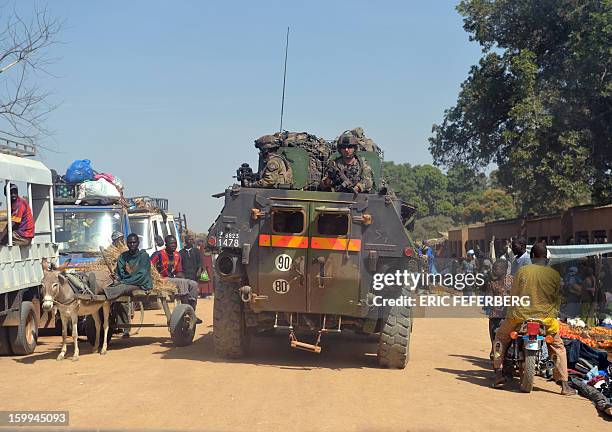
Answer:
xmin=337 ymin=131 xmax=359 ymax=148
xmin=254 ymin=134 xmax=281 ymax=151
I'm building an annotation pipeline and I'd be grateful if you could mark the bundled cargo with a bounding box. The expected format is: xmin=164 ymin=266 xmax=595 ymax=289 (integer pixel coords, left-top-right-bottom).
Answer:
xmin=75 ymin=178 xmax=121 ymax=205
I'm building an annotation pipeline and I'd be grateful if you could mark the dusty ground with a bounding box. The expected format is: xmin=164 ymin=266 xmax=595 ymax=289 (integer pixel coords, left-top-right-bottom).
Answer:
xmin=0 ymin=298 xmax=609 ymax=431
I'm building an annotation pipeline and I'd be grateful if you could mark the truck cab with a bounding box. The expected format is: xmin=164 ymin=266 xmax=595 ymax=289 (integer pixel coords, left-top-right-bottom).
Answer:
xmin=53 ymin=204 xmax=130 ymax=266
xmin=0 ymin=140 xmax=58 ymax=355
xmin=127 ymin=197 xmax=182 ymax=255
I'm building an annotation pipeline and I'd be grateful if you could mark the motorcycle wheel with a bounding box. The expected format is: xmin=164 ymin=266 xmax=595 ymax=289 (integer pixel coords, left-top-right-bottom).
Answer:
xmin=520 ymin=351 xmax=537 ymax=393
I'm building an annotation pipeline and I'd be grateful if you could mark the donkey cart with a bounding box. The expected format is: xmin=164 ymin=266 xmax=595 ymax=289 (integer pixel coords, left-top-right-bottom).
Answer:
xmin=83 ymin=288 xmax=196 ymax=349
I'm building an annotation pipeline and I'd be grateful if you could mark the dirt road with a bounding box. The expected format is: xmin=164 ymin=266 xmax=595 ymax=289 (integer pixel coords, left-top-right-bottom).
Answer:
xmin=0 ymin=299 xmax=607 ymax=431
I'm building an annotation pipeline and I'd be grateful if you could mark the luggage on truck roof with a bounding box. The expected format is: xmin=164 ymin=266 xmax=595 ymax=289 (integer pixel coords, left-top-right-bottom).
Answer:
xmin=127 ymin=196 xmax=169 ymax=213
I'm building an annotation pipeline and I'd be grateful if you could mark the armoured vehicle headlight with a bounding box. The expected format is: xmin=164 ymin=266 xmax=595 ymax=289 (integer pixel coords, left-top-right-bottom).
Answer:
xmin=217 ymin=254 xmax=235 ymax=275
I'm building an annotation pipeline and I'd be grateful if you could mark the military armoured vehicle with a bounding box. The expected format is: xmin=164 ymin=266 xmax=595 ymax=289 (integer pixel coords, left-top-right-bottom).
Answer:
xmin=207 ymin=132 xmax=419 ymax=368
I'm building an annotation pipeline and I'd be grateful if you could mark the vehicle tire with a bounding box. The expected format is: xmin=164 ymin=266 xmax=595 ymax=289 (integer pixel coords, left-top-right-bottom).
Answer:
xmin=377 ymin=291 xmax=412 ymax=369
xmin=170 ymin=303 xmax=196 ymax=347
xmin=8 ymin=301 xmax=38 ymax=355
xmin=0 ymin=326 xmax=13 ymax=355
xmin=213 ymin=279 xmax=250 ymax=358
xmin=520 ymin=351 xmax=537 ymax=393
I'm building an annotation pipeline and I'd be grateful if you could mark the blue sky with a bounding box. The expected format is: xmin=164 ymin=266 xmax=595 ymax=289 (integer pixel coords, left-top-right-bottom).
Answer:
xmin=18 ymin=1 xmax=482 ymax=231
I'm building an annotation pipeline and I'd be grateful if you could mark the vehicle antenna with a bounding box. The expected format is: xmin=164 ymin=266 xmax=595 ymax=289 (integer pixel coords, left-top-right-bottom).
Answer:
xmin=279 ymin=26 xmax=289 ymax=133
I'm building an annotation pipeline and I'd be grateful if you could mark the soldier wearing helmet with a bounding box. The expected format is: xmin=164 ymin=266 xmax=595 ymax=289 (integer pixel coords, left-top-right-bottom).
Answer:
xmin=321 ymin=133 xmax=373 ymax=193
xmin=248 ymin=134 xmax=293 ymax=188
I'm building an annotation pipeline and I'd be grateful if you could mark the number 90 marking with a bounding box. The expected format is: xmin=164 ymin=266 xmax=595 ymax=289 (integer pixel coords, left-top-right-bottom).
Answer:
xmin=275 ymin=254 xmax=292 ymax=272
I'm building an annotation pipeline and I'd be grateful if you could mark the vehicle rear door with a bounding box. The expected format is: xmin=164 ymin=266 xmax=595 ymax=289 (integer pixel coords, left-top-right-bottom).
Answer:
xmin=257 ymin=203 xmax=309 ymax=312
xmin=307 ymin=206 xmax=362 ymax=315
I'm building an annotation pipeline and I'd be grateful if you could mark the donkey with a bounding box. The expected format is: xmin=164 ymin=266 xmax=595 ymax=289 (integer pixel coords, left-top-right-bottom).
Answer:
xmin=41 ymin=261 xmax=111 ymax=361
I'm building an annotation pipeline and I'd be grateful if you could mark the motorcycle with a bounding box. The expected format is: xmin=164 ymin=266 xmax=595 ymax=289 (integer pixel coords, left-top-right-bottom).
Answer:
xmin=502 ymin=319 xmax=556 ymax=392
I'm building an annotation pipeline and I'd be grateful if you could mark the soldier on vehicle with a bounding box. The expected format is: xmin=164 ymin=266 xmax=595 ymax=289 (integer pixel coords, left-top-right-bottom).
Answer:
xmin=320 ymin=134 xmax=373 ymax=193
xmin=246 ymin=135 xmax=293 ymax=188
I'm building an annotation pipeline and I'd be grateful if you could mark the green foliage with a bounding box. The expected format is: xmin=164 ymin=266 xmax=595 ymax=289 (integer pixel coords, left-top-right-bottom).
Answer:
xmin=413 ymin=215 xmax=455 ymax=242
xmin=383 ymin=161 xmax=517 ymax=227
xmin=429 ymin=0 xmax=612 ymax=214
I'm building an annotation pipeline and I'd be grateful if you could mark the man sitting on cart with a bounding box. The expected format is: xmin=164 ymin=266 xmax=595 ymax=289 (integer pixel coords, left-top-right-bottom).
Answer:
xmin=151 ymin=235 xmax=201 ymax=324
xmin=104 ymin=233 xmax=152 ymax=300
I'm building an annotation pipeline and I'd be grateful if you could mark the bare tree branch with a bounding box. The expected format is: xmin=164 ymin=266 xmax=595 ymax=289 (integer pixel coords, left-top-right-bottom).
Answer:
xmin=0 ymin=6 xmax=61 ymax=146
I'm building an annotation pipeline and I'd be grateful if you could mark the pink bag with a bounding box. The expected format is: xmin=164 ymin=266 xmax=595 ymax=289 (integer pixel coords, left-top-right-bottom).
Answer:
xmin=94 ymin=173 xmax=115 ymax=183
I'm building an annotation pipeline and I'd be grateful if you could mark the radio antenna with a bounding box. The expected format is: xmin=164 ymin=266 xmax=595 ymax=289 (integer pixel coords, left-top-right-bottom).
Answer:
xmin=279 ymin=26 xmax=289 ymax=133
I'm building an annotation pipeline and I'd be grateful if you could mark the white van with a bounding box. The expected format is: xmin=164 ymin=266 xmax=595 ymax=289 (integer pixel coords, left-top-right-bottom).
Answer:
xmin=0 ymin=141 xmax=58 ymax=355
xmin=128 ymin=210 xmax=182 ymax=256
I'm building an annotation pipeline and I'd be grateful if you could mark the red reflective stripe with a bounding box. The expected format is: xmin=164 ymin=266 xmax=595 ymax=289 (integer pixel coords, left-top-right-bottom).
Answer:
xmin=259 ymin=234 xmax=271 ymax=246
xmin=310 ymin=237 xmax=361 ymax=251
xmin=271 ymin=235 xmax=308 ymax=249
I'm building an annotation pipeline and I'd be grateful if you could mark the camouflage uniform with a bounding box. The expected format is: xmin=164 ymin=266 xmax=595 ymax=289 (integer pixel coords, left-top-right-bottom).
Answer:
xmin=325 ymin=155 xmax=373 ymax=193
xmin=252 ymin=153 xmax=293 ymax=188
xmin=249 ymin=135 xmax=293 ymax=188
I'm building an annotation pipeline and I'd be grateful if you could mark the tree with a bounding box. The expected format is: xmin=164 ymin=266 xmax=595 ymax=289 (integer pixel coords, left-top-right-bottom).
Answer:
xmin=462 ymin=188 xmax=517 ymax=224
xmin=429 ymin=0 xmax=612 ymax=214
xmin=413 ymin=215 xmax=455 ymax=242
xmin=0 ymin=8 xmax=61 ymax=145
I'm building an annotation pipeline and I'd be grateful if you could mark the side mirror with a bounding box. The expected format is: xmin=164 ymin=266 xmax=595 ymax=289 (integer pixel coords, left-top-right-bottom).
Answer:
xmin=154 ymin=236 xmax=164 ymax=247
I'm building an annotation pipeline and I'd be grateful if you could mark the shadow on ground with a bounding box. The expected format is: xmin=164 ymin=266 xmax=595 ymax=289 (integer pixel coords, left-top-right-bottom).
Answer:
xmin=437 ymin=353 xmax=560 ymax=395
xmin=154 ymin=330 xmax=384 ymax=370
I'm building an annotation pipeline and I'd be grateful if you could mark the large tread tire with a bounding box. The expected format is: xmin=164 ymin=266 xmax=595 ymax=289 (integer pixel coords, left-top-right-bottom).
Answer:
xmin=377 ymin=296 xmax=412 ymax=369
xmin=170 ymin=303 xmax=196 ymax=347
xmin=520 ymin=351 xmax=537 ymax=393
xmin=213 ymin=280 xmax=250 ymax=358
xmin=8 ymin=301 xmax=38 ymax=355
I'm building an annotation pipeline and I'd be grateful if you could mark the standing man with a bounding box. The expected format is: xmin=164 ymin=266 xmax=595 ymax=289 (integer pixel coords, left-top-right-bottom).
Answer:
xmin=247 ymin=135 xmax=293 ymax=188
xmin=510 ymin=238 xmax=531 ymax=275
xmin=492 ymin=242 xmax=576 ymax=395
xmin=0 ymin=184 xmax=34 ymax=246
xmin=180 ymin=234 xmax=203 ymax=283
xmin=152 ymin=235 xmax=202 ymax=324
xmin=320 ymin=134 xmax=373 ymax=193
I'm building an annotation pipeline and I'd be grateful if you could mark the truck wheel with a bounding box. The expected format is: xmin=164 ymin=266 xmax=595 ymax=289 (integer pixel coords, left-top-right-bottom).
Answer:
xmin=377 ymin=293 xmax=411 ymax=369
xmin=170 ymin=303 xmax=196 ymax=347
xmin=520 ymin=351 xmax=537 ymax=393
xmin=0 ymin=327 xmax=13 ymax=355
xmin=8 ymin=301 xmax=38 ymax=355
xmin=213 ymin=280 xmax=250 ymax=358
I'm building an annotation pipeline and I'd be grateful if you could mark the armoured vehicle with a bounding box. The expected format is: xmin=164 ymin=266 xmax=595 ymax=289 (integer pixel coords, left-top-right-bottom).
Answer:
xmin=207 ymin=134 xmax=419 ymax=368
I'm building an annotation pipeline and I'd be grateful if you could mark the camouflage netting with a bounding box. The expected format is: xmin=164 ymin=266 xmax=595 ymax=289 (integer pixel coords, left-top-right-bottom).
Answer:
xmin=274 ymin=131 xmax=333 ymax=189
xmin=80 ymin=245 xmax=177 ymax=295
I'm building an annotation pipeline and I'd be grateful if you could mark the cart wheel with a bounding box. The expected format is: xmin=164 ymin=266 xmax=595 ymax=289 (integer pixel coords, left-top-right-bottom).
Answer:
xmin=8 ymin=301 xmax=38 ymax=355
xmin=170 ymin=304 xmax=195 ymax=347
xmin=0 ymin=326 xmax=13 ymax=355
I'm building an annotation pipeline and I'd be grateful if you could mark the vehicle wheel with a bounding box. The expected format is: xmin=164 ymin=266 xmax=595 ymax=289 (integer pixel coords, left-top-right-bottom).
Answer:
xmin=520 ymin=351 xmax=537 ymax=393
xmin=8 ymin=301 xmax=38 ymax=355
xmin=170 ymin=304 xmax=196 ymax=347
xmin=213 ymin=279 xmax=250 ymax=358
xmin=377 ymin=290 xmax=411 ymax=369
xmin=0 ymin=326 xmax=13 ymax=355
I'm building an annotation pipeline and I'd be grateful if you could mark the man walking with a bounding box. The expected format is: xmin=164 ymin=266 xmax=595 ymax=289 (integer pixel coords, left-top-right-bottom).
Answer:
xmin=179 ymin=234 xmax=203 ymax=283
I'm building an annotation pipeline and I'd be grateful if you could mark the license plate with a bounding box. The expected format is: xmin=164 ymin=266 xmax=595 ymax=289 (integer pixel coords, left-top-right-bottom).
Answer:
xmin=217 ymin=231 xmax=240 ymax=248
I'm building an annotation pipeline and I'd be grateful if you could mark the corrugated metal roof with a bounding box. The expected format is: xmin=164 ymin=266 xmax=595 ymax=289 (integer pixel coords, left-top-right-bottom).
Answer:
xmin=0 ymin=153 xmax=52 ymax=185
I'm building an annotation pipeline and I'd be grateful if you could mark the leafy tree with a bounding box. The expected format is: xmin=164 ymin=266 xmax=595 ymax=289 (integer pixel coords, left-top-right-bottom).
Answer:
xmin=462 ymin=188 xmax=517 ymax=224
xmin=429 ymin=0 xmax=612 ymax=214
xmin=413 ymin=215 xmax=455 ymax=242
